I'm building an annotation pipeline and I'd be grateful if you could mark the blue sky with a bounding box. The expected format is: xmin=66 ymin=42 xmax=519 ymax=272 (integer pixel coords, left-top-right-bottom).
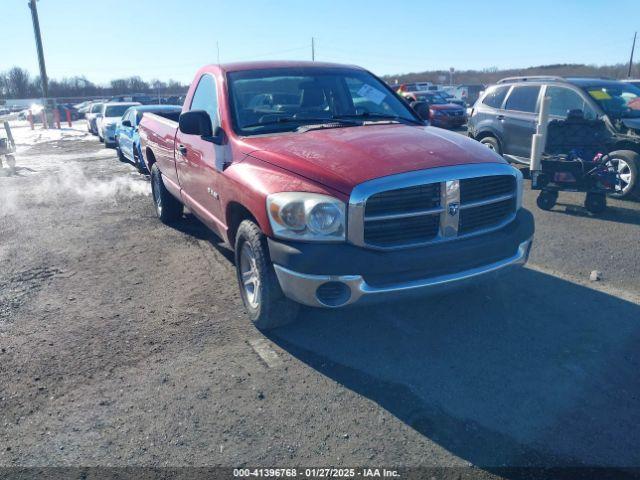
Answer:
xmin=1 ymin=0 xmax=637 ymax=84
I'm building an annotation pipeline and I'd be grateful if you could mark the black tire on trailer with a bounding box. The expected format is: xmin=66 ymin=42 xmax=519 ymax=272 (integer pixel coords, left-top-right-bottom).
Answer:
xmin=479 ymin=136 xmax=502 ymax=155
xmin=536 ymin=191 xmax=558 ymax=211
xmin=585 ymin=192 xmax=607 ymax=214
xmin=606 ymin=150 xmax=639 ymax=199
xmin=234 ymin=220 xmax=299 ymax=331
xmin=150 ymin=163 xmax=183 ymax=224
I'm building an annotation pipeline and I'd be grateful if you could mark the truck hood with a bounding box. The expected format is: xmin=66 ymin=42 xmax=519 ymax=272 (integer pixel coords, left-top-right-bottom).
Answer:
xmin=241 ymin=124 xmax=504 ymax=194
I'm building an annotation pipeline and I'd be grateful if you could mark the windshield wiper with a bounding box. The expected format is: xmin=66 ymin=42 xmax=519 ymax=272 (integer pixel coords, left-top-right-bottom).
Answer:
xmin=333 ymin=113 xmax=423 ymax=125
xmin=242 ymin=117 xmax=358 ymax=129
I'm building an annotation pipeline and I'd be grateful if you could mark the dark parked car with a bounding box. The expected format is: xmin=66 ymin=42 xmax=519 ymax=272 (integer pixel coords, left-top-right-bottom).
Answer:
xmin=434 ymin=90 xmax=466 ymax=107
xmin=467 ymin=76 xmax=640 ymax=198
xmin=411 ymin=92 xmax=467 ymax=129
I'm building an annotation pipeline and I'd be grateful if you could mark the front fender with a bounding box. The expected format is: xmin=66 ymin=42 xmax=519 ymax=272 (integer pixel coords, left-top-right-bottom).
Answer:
xmin=220 ymin=154 xmax=349 ymax=240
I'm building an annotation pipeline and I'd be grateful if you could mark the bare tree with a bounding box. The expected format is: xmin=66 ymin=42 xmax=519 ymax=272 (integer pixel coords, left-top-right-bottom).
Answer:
xmin=7 ymin=67 xmax=32 ymax=98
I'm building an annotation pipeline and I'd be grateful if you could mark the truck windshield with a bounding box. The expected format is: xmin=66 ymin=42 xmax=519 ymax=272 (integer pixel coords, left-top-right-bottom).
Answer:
xmin=228 ymin=68 xmax=420 ymax=135
xmin=585 ymin=84 xmax=640 ymax=119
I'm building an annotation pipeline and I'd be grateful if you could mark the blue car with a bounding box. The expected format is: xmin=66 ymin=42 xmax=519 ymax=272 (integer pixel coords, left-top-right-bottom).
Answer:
xmin=115 ymin=105 xmax=181 ymax=172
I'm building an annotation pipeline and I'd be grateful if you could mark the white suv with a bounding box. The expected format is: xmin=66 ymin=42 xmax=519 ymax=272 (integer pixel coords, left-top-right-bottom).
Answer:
xmin=96 ymin=102 xmax=140 ymax=147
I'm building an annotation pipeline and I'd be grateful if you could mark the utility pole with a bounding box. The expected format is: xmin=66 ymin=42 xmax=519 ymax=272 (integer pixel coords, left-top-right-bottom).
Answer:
xmin=628 ymin=32 xmax=637 ymax=78
xmin=216 ymin=41 xmax=220 ymax=64
xmin=311 ymin=37 xmax=315 ymax=61
xmin=28 ymin=0 xmax=49 ymax=99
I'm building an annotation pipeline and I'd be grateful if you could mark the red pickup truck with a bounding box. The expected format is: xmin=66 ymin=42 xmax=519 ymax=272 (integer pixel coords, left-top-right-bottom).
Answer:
xmin=139 ymin=61 xmax=534 ymax=330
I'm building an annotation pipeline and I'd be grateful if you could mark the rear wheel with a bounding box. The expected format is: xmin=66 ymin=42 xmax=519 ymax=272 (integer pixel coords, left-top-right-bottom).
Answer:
xmin=234 ymin=220 xmax=299 ymax=330
xmin=150 ymin=163 xmax=183 ymax=224
xmin=479 ymin=136 xmax=502 ymax=155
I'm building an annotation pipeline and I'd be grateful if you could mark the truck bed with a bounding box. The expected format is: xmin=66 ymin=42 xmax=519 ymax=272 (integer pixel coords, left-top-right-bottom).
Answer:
xmin=138 ymin=112 xmax=180 ymax=185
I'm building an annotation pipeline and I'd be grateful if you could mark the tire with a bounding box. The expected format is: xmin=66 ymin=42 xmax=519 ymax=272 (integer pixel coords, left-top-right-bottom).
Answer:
xmin=606 ymin=150 xmax=639 ymax=199
xmin=536 ymin=191 xmax=558 ymax=211
xmin=98 ymin=133 xmax=104 ymax=143
xmin=116 ymin=142 xmax=126 ymax=161
xmin=134 ymin=145 xmax=149 ymax=174
xmin=150 ymin=163 xmax=183 ymax=224
xmin=234 ymin=220 xmax=299 ymax=330
xmin=585 ymin=192 xmax=607 ymax=214
xmin=479 ymin=136 xmax=502 ymax=155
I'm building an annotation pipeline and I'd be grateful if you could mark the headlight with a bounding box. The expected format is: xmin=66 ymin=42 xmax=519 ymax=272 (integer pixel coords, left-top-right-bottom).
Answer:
xmin=267 ymin=192 xmax=345 ymax=241
xmin=514 ymin=167 xmax=523 ymax=210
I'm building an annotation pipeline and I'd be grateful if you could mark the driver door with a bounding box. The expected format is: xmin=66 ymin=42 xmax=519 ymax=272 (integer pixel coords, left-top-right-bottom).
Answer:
xmin=174 ymin=73 xmax=225 ymax=232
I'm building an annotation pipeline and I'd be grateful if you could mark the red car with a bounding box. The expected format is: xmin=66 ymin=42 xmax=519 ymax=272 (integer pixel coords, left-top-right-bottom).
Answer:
xmin=413 ymin=92 xmax=467 ymax=129
xmin=139 ymin=61 xmax=533 ymax=330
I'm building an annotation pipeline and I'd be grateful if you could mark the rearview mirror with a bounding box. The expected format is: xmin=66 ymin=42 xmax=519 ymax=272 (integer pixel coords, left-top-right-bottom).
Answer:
xmin=411 ymin=101 xmax=431 ymax=122
xmin=121 ymin=120 xmax=132 ymax=128
xmin=179 ymin=110 xmax=225 ymax=145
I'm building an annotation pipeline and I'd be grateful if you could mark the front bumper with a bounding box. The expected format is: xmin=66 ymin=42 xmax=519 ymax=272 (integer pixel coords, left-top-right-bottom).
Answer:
xmin=269 ymin=209 xmax=534 ymax=308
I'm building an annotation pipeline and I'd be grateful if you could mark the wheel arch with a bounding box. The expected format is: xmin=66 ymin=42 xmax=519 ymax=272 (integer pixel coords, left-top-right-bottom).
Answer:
xmin=144 ymin=147 xmax=157 ymax=170
xmin=225 ymin=201 xmax=261 ymax=249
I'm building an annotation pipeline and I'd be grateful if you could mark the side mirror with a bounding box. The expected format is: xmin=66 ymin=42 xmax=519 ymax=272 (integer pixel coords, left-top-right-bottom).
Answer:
xmin=121 ymin=120 xmax=132 ymax=128
xmin=411 ymin=101 xmax=431 ymax=122
xmin=179 ymin=110 xmax=225 ymax=145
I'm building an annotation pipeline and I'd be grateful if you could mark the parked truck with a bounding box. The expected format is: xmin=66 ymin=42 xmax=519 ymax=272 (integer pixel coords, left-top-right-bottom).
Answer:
xmin=139 ymin=61 xmax=534 ymax=330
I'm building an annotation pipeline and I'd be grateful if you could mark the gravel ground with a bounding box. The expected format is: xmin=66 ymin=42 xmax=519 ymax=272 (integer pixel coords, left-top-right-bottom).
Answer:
xmin=1 ymin=124 xmax=639 ymax=476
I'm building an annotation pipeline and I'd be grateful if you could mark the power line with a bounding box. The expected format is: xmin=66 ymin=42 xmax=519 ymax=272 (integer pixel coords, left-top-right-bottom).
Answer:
xmin=629 ymin=32 xmax=637 ymax=78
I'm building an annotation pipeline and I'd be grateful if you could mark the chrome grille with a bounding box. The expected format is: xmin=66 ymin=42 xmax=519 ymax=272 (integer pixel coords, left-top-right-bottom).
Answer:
xmin=459 ymin=197 xmax=516 ymax=234
xmin=460 ymin=175 xmax=515 ymax=203
xmin=348 ymin=164 xmax=520 ymax=250
xmin=365 ymin=183 xmax=441 ymax=217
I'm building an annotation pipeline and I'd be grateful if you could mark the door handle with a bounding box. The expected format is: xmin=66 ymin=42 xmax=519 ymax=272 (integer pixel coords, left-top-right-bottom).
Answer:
xmin=177 ymin=144 xmax=187 ymax=155
xmin=496 ymin=115 xmax=505 ymax=121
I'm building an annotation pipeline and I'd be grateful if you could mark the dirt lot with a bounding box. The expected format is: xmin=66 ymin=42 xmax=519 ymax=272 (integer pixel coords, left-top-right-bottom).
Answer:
xmin=1 ymin=123 xmax=640 ymax=475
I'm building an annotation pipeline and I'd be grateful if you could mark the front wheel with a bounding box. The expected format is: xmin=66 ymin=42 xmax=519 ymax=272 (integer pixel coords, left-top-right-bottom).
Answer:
xmin=606 ymin=150 xmax=638 ymax=199
xmin=480 ymin=136 xmax=502 ymax=155
xmin=134 ymin=145 xmax=149 ymax=174
xmin=116 ymin=142 xmax=126 ymax=162
xmin=234 ymin=220 xmax=299 ymax=330
xmin=150 ymin=163 xmax=183 ymax=224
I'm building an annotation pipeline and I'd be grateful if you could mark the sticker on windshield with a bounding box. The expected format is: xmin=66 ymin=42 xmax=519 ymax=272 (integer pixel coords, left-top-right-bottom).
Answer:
xmin=589 ymin=90 xmax=611 ymax=100
xmin=357 ymin=84 xmax=387 ymax=105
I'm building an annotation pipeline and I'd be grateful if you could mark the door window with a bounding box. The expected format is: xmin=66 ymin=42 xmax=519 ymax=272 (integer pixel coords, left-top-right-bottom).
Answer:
xmin=505 ymin=86 xmax=541 ymax=113
xmin=190 ymin=74 xmax=220 ymax=130
xmin=547 ymin=87 xmax=596 ymax=119
xmin=482 ymin=85 xmax=509 ymax=109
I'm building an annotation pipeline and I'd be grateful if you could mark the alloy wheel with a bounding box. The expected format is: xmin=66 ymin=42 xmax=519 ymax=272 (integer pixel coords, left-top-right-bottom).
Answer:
xmin=607 ymin=157 xmax=632 ymax=195
xmin=239 ymin=242 xmax=260 ymax=309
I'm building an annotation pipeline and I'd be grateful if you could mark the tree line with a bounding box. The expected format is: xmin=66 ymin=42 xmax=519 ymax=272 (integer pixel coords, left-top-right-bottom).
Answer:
xmin=0 ymin=66 xmax=189 ymax=100
xmin=382 ymin=63 xmax=638 ymax=86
